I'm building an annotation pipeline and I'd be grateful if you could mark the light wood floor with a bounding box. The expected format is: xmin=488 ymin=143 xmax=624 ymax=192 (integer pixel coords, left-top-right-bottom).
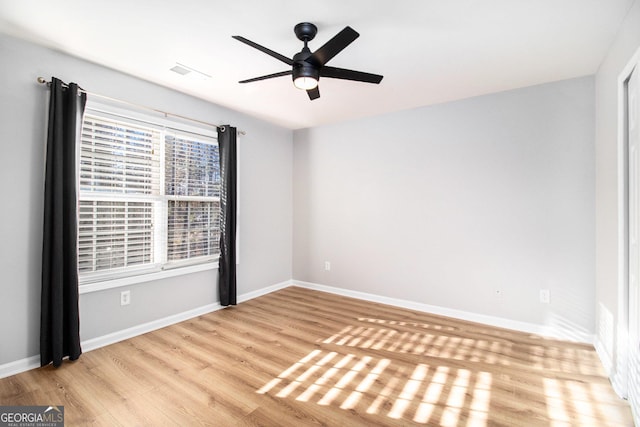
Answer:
xmin=0 ymin=286 xmax=633 ymax=426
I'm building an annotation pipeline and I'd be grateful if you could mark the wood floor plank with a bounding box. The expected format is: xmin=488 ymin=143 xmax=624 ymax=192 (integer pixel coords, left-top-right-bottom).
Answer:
xmin=0 ymin=286 xmax=633 ymax=426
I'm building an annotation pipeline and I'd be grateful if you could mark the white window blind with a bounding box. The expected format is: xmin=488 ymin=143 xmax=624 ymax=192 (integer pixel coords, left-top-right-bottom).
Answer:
xmin=78 ymin=109 xmax=220 ymax=282
xmin=167 ymin=200 xmax=219 ymax=261
xmin=78 ymin=200 xmax=154 ymax=272
xmin=164 ymin=132 xmax=220 ymax=262
xmin=80 ymin=116 xmax=161 ymax=195
xmin=165 ymin=133 xmax=220 ymax=197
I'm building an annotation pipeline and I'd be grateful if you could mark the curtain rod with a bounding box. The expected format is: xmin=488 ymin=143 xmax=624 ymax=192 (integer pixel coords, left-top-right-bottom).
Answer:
xmin=36 ymin=77 xmax=246 ymax=136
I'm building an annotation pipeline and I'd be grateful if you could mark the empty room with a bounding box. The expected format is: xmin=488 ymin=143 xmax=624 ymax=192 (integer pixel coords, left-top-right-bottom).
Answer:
xmin=1 ymin=1 xmax=640 ymax=425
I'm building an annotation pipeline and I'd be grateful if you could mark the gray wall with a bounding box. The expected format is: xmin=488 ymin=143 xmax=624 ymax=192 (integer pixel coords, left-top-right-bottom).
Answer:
xmin=293 ymin=77 xmax=595 ymax=334
xmin=0 ymin=34 xmax=293 ymax=365
xmin=594 ymin=0 xmax=640 ymax=410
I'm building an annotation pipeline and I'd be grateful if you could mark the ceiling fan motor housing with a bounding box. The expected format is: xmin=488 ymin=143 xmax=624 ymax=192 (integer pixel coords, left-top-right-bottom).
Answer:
xmin=292 ymin=48 xmax=319 ymax=83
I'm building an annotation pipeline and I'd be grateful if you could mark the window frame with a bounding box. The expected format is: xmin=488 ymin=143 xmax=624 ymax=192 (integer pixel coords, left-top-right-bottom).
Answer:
xmin=77 ymin=100 xmax=222 ymax=294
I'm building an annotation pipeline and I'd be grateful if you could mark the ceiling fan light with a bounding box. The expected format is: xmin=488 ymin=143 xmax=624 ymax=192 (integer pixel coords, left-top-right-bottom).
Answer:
xmin=292 ymin=63 xmax=319 ymax=90
xmin=294 ymin=76 xmax=318 ymax=90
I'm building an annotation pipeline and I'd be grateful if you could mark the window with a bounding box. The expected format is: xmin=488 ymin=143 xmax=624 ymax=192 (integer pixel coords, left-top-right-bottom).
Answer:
xmin=78 ymin=105 xmax=220 ymax=284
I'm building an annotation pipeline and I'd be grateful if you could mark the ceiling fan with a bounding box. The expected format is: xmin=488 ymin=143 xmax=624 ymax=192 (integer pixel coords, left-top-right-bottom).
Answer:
xmin=232 ymin=22 xmax=383 ymax=100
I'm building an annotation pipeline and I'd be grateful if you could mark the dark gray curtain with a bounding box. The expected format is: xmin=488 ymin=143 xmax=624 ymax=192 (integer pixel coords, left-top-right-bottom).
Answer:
xmin=218 ymin=125 xmax=237 ymax=306
xmin=41 ymin=77 xmax=86 ymax=367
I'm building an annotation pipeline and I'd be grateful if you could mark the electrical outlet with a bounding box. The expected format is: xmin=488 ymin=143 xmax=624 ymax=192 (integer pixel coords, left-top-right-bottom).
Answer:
xmin=324 ymin=261 xmax=331 ymax=271
xmin=539 ymin=289 xmax=550 ymax=304
xmin=120 ymin=290 xmax=131 ymax=306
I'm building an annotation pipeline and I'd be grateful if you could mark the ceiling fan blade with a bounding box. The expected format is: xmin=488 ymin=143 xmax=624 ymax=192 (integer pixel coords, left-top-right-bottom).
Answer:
xmin=307 ymin=86 xmax=320 ymax=100
xmin=232 ymin=35 xmax=293 ymax=66
xmin=306 ymin=26 xmax=359 ymax=67
xmin=238 ymin=70 xmax=292 ymax=84
xmin=320 ymin=66 xmax=383 ymax=84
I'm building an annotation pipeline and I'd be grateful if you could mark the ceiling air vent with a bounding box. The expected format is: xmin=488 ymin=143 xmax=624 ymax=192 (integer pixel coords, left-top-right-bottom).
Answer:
xmin=169 ymin=62 xmax=211 ymax=79
xmin=170 ymin=64 xmax=191 ymax=75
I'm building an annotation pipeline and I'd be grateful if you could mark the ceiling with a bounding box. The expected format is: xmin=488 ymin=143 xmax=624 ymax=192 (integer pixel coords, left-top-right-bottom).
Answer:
xmin=0 ymin=0 xmax=635 ymax=129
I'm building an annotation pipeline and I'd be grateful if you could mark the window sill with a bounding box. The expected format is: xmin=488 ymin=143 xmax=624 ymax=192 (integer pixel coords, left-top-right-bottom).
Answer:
xmin=78 ymin=261 xmax=218 ymax=294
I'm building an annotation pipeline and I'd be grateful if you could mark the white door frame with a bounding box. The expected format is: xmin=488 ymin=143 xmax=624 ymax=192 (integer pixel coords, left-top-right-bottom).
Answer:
xmin=616 ymin=48 xmax=640 ymax=399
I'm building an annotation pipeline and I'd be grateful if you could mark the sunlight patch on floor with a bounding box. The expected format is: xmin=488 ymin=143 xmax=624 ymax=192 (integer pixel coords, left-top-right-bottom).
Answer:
xmin=256 ymin=317 xmax=625 ymax=425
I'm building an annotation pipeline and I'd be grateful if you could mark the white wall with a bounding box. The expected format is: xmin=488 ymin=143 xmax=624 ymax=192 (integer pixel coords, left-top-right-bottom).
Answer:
xmin=0 ymin=34 xmax=293 ymax=366
xmin=594 ymin=0 xmax=640 ymax=419
xmin=293 ymin=77 xmax=595 ymax=339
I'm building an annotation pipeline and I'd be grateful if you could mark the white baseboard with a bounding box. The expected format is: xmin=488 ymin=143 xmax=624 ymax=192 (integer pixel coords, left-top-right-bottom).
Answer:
xmin=83 ymin=279 xmax=289 ymax=353
xmin=593 ymin=336 xmax=627 ymax=399
xmin=0 ymin=280 xmax=292 ymax=379
xmin=594 ymin=337 xmax=614 ymax=376
xmin=81 ymin=302 xmax=223 ymax=353
xmin=0 ymin=356 xmax=41 ymax=380
xmin=293 ymin=280 xmax=595 ymax=344
xmin=2 ymin=279 xmax=594 ymax=379
xmin=237 ymin=280 xmax=291 ymax=303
